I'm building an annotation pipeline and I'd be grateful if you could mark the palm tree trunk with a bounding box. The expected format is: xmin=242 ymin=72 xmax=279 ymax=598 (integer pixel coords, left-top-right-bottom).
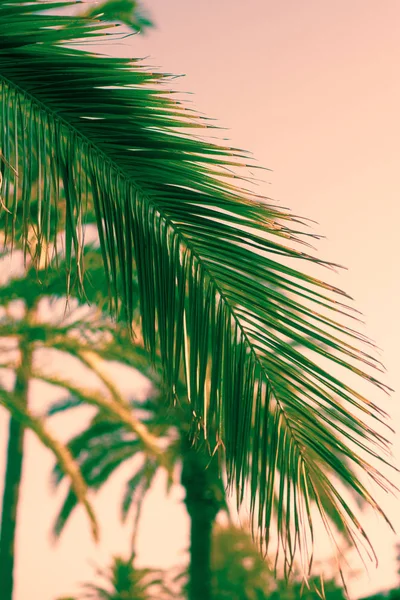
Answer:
xmin=187 ymin=505 xmax=214 ymax=600
xmin=0 ymin=416 xmax=25 ymax=600
xmin=181 ymin=443 xmax=223 ymax=600
xmin=0 ymin=335 xmax=33 ymax=600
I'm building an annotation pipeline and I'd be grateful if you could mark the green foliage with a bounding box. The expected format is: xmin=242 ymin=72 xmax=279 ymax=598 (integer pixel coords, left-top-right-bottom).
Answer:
xmin=210 ymin=523 xmax=274 ymax=599
xmin=360 ymin=590 xmax=400 ymax=600
xmin=81 ymin=0 xmax=154 ymax=32
xmin=57 ymin=554 xmax=173 ymax=600
xmin=270 ymin=579 xmax=346 ymax=600
xmin=0 ymin=0 xmax=395 ymax=575
xmin=211 ymin=523 xmax=346 ymax=600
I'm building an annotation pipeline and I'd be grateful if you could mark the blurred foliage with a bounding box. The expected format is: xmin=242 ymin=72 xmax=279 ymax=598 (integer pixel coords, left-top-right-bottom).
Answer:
xmin=49 ymin=386 xmax=227 ymax=542
xmin=80 ymin=0 xmax=154 ymax=32
xmin=210 ymin=522 xmax=274 ymax=599
xmin=360 ymin=592 xmax=400 ymax=600
xmin=211 ymin=523 xmax=346 ymax=600
xmin=57 ymin=554 xmax=173 ymax=600
xmin=56 ymin=522 xmax=349 ymax=600
xmin=171 ymin=521 xmax=347 ymax=600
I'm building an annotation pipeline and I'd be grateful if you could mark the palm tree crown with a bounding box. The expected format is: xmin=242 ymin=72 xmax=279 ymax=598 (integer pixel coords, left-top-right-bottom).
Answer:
xmin=58 ymin=554 xmax=174 ymax=600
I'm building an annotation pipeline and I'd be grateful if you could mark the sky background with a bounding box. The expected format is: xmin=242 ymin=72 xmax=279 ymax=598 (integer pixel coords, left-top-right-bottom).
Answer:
xmin=0 ymin=1 xmax=400 ymax=598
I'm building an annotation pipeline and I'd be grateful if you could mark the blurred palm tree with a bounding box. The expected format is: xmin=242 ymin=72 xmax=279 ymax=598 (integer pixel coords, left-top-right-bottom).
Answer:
xmin=0 ymin=2 xmax=396 ymax=599
xmin=0 ymin=244 xmax=162 ymax=600
xmin=50 ymin=390 xmax=227 ymax=600
xmin=57 ymin=553 xmax=173 ymax=600
xmin=56 ymin=523 xmax=349 ymax=600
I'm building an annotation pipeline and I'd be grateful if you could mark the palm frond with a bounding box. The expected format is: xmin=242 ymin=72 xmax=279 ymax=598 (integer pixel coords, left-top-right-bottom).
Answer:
xmin=81 ymin=0 xmax=154 ymax=33
xmin=47 ymin=394 xmax=84 ymax=416
xmin=51 ymin=416 xmax=139 ymax=486
xmin=121 ymin=461 xmax=158 ymax=521
xmin=0 ymin=0 xmax=395 ymax=570
xmin=49 ymin=393 xmax=175 ymax=537
xmin=0 ymin=386 xmax=98 ymax=540
xmin=53 ymin=438 xmax=141 ymax=538
xmin=34 ymin=370 xmax=165 ymax=462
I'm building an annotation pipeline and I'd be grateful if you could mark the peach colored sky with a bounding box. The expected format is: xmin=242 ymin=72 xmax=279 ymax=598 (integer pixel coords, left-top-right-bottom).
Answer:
xmin=1 ymin=1 xmax=400 ymax=598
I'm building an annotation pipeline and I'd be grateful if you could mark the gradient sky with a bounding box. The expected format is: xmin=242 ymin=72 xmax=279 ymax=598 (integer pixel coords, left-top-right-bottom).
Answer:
xmin=1 ymin=1 xmax=399 ymax=598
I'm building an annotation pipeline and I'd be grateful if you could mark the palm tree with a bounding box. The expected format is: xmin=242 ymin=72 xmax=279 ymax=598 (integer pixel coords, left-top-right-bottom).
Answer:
xmin=57 ymin=554 xmax=173 ymax=600
xmin=57 ymin=524 xmax=347 ymax=600
xmin=0 ymin=1 xmax=395 ymax=596
xmin=50 ymin=391 xmax=228 ymax=600
xmin=0 ymin=245 xmax=162 ymax=600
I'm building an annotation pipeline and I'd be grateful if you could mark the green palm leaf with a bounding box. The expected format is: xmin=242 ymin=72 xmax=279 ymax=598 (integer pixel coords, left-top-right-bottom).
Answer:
xmin=49 ymin=395 xmax=176 ymax=538
xmin=0 ymin=0 xmax=395 ymax=571
xmin=0 ymin=386 xmax=99 ymax=540
xmin=81 ymin=0 xmax=154 ymax=32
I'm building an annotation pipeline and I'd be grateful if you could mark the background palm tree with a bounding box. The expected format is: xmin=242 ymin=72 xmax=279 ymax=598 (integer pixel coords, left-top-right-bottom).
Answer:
xmin=0 ymin=243 xmax=162 ymax=600
xmin=50 ymin=391 xmax=227 ymax=600
xmin=0 ymin=0 xmax=395 ymax=594
xmin=57 ymin=553 xmax=173 ymax=600
xmin=56 ymin=521 xmax=347 ymax=600
xmin=80 ymin=0 xmax=154 ymax=32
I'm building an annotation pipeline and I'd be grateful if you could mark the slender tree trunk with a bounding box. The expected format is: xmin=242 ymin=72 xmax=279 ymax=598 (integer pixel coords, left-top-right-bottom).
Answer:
xmin=181 ymin=442 xmax=224 ymax=600
xmin=0 ymin=416 xmax=25 ymax=600
xmin=0 ymin=333 xmax=33 ymax=600
xmin=187 ymin=503 xmax=214 ymax=600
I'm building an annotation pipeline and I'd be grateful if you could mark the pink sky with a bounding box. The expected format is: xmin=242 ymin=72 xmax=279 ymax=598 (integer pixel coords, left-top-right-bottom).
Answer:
xmin=1 ymin=1 xmax=400 ymax=598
